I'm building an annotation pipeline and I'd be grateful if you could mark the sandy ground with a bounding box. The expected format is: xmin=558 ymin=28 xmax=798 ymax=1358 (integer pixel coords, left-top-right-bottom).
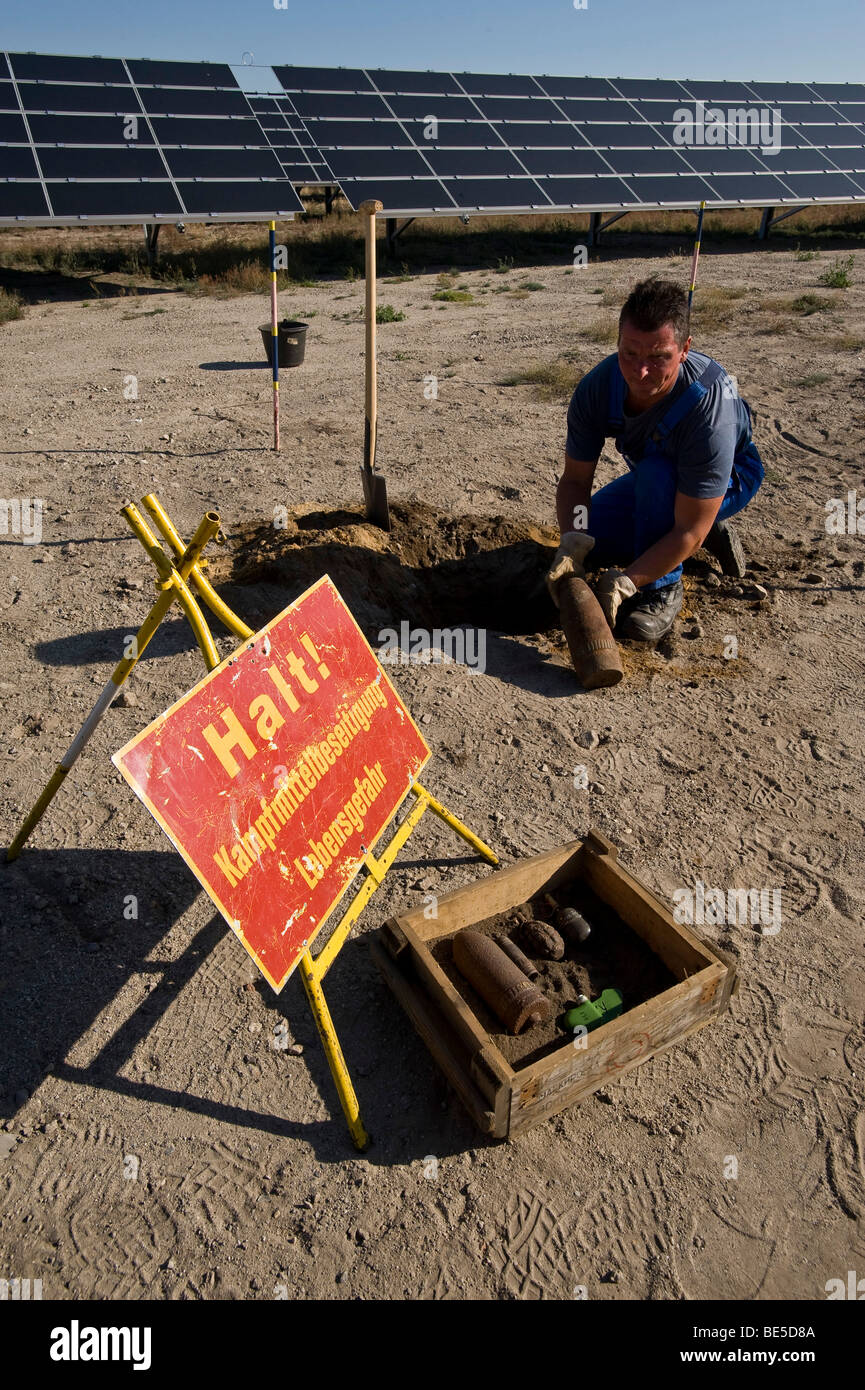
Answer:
xmin=1 ymin=234 xmax=864 ymax=1301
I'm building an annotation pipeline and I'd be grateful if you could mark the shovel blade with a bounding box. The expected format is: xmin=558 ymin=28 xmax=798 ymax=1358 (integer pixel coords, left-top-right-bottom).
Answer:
xmin=361 ymin=465 xmax=390 ymax=531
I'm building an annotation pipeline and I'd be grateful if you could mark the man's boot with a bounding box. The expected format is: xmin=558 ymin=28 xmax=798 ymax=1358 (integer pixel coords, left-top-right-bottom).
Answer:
xmin=617 ymin=579 xmax=684 ymax=642
xmin=703 ymin=518 xmax=746 ymax=578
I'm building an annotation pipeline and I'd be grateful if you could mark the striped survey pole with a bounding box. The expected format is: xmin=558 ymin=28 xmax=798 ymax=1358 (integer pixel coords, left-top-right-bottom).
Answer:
xmin=688 ymin=200 xmax=706 ymax=312
xmin=269 ymin=219 xmax=280 ymax=452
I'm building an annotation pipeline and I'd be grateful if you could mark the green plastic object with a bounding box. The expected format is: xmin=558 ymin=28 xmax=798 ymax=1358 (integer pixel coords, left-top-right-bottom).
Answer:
xmin=562 ymin=988 xmax=623 ymax=1034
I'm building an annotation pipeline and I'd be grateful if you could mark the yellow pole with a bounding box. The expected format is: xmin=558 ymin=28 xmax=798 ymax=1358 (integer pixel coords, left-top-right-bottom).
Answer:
xmin=121 ymin=503 xmax=221 ymax=672
xmin=298 ymin=950 xmax=370 ymax=1151
xmin=6 ymin=510 xmax=221 ymax=861
xmin=140 ymin=493 xmax=254 ymax=641
xmin=413 ymin=782 xmax=499 ymax=864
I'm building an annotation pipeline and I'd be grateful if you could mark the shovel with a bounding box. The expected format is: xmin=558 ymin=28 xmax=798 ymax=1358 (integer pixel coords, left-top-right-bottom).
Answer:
xmin=359 ymin=198 xmax=390 ymax=530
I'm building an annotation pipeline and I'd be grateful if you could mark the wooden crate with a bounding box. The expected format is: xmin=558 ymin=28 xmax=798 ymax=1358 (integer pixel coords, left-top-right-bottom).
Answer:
xmin=371 ymin=829 xmax=738 ymax=1139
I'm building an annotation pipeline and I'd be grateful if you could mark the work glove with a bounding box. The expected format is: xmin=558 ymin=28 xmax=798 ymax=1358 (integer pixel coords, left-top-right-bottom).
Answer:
xmin=593 ymin=568 xmax=638 ymax=630
xmin=546 ymin=531 xmax=595 ymax=605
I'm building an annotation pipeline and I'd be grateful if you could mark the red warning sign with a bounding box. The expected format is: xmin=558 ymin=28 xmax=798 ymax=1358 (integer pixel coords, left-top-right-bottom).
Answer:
xmin=113 ymin=576 xmax=430 ymax=991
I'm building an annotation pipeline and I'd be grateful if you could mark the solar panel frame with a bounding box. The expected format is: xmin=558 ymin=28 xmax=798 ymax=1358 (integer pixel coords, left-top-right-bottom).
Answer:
xmin=604 ymin=147 xmax=698 ymax=175
xmin=535 ymin=76 xmax=619 ymax=99
xmin=37 ymin=145 xmax=166 ymax=178
xmin=176 ymin=180 xmax=302 ymax=214
xmin=454 ymin=72 xmax=544 ymax=97
xmin=423 ymin=146 xmax=529 ymax=177
xmin=7 ymin=52 xmax=128 ymax=83
xmin=0 ymin=112 xmax=28 ymax=141
xmin=46 ymin=179 xmax=184 ymax=216
xmin=0 ymin=145 xmax=40 ymax=178
xmin=334 ymin=177 xmax=455 ymax=212
xmin=577 ymin=123 xmax=665 ymax=148
xmin=472 ymin=95 xmax=566 ymax=122
xmin=150 ymin=115 xmax=271 ymax=147
xmin=559 ymin=98 xmax=640 ymax=123
xmin=163 ymin=147 xmax=286 ymax=179
xmin=678 ymin=80 xmax=759 ymax=103
xmin=17 ymin=82 xmax=137 ymax=114
xmin=26 ymin=112 xmax=156 ymax=144
xmin=290 ymin=91 xmax=394 ymax=120
xmin=0 ymin=182 xmax=50 ymax=215
xmin=612 ymin=78 xmax=691 ymax=101
xmin=677 ymin=146 xmax=779 ymax=174
xmin=517 ymin=147 xmax=613 ymax=176
xmin=497 ymin=122 xmax=592 ymax=148
xmin=618 ymin=173 xmax=719 ymax=204
xmin=811 ymin=83 xmax=865 ymax=103
xmin=744 ymin=81 xmax=816 ymax=103
xmin=139 ymin=87 xmax=252 ymax=117
xmin=788 ymin=123 xmax=865 ymax=146
xmin=776 ymin=170 xmax=865 ymax=199
xmin=385 ymin=93 xmax=483 ymax=121
xmin=366 ymin=69 xmax=462 ymax=95
xmin=0 ymin=51 xmax=303 ymax=223
xmin=303 ymin=118 xmax=414 ymax=149
xmin=700 ymin=171 xmax=800 ymax=202
xmin=273 ymin=66 xmax=375 ymax=94
xmin=321 ymin=146 xmax=433 ymax=179
xmin=125 ymin=59 xmax=240 ymax=88
xmin=531 ymin=174 xmax=642 ymax=206
xmin=439 ymin=175 xmax=552 ymax=209
xmin=407 ymin=120 xmax=508 ymax=148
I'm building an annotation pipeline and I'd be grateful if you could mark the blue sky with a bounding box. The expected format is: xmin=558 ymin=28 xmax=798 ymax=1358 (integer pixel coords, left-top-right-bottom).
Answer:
xmin=4 ymin=0 xmax=865 ymax=85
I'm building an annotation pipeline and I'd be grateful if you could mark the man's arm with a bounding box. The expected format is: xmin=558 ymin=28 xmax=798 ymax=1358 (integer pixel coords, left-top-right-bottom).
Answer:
xmin=624 ymin=490 xmax=724 ymax=588
xmin=556 ymin=454 xmax=598 ymax=535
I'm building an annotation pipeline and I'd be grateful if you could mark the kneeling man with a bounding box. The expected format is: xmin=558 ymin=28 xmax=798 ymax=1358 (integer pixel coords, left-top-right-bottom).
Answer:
xmin=550 ymin=277 xmax=764 ymax=640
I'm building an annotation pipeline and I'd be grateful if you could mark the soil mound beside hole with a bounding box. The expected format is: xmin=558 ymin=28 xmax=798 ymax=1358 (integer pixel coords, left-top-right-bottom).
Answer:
xmin=222 ymin=499 xmax=560 ymax=638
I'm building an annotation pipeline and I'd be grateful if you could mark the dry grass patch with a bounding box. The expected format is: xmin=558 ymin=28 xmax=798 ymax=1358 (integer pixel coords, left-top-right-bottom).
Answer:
xmin=690 ymin=285 xmax=748 ymax=332
xmin=575 ymin=314 xmax=619 ymax=344
xmin=821 ymin=333 xmax=864 ymax=352
xmin=500 ymin=357 xmax=582 ymax=400
xmin=0 ymin=288 xmax=23 ymax=325
xmin=761 ymin=293 xmax=833 ymax=316
xmin=755 ymin=316 xmax=794 ymax=336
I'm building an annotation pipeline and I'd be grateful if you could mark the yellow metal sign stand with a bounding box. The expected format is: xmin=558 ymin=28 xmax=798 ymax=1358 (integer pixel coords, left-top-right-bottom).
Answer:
xmin=6 ymin=494 xmax=498 ymax=1150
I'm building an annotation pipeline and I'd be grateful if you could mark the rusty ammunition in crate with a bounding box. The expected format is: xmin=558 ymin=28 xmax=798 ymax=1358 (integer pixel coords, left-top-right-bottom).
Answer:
xmin=543 ymin=892 xmax=592 ymax=944
xmin=557 ymin=575 xmax=623 ymax=689
xmin=497 ymin=933 xmax=540 ymax=980
xmin=453 ymin=930 xmax=554 ymax=1034
xmin=515 ymin=917 xmax=565 ymax=960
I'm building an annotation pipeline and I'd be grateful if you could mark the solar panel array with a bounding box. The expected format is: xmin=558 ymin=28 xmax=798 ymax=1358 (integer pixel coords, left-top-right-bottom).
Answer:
xmin=0 ymin=51 xmax=302 ymax=223
xmin=3 ymin=52 xmax=865 ymax=225
xmin=272 ymin=66 xmax=865 ymax=215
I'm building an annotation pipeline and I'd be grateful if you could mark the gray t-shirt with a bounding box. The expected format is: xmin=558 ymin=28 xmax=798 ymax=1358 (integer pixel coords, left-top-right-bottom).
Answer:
xmin=566 ymin=350 xmax=752 ymax=499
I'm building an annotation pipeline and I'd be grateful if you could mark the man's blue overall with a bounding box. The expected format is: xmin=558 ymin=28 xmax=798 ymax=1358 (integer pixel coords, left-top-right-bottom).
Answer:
xmin=587 ymin=358 xmax=764 ymax=591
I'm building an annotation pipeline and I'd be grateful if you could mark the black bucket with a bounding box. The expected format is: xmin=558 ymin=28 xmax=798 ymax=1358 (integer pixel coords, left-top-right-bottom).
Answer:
xmin=259 ymin=319 xmax=308 ymax=368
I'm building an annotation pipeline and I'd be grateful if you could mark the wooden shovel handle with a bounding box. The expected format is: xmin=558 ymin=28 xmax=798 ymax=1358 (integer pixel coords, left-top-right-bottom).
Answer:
xmin=359 ymin=199 xmax=383 ymax=467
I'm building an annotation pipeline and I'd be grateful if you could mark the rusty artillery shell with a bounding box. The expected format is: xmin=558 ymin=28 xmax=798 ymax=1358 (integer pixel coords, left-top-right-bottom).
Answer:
xmin=515 ymin=917 xmax=565 ymax=961
xmin=557 ymin=575 xmax=624 ymax=689
xmin=497 ymin=933 xmax=540 ymax=981
xmin=452 ymin=930 xmax=554 ymax=1034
